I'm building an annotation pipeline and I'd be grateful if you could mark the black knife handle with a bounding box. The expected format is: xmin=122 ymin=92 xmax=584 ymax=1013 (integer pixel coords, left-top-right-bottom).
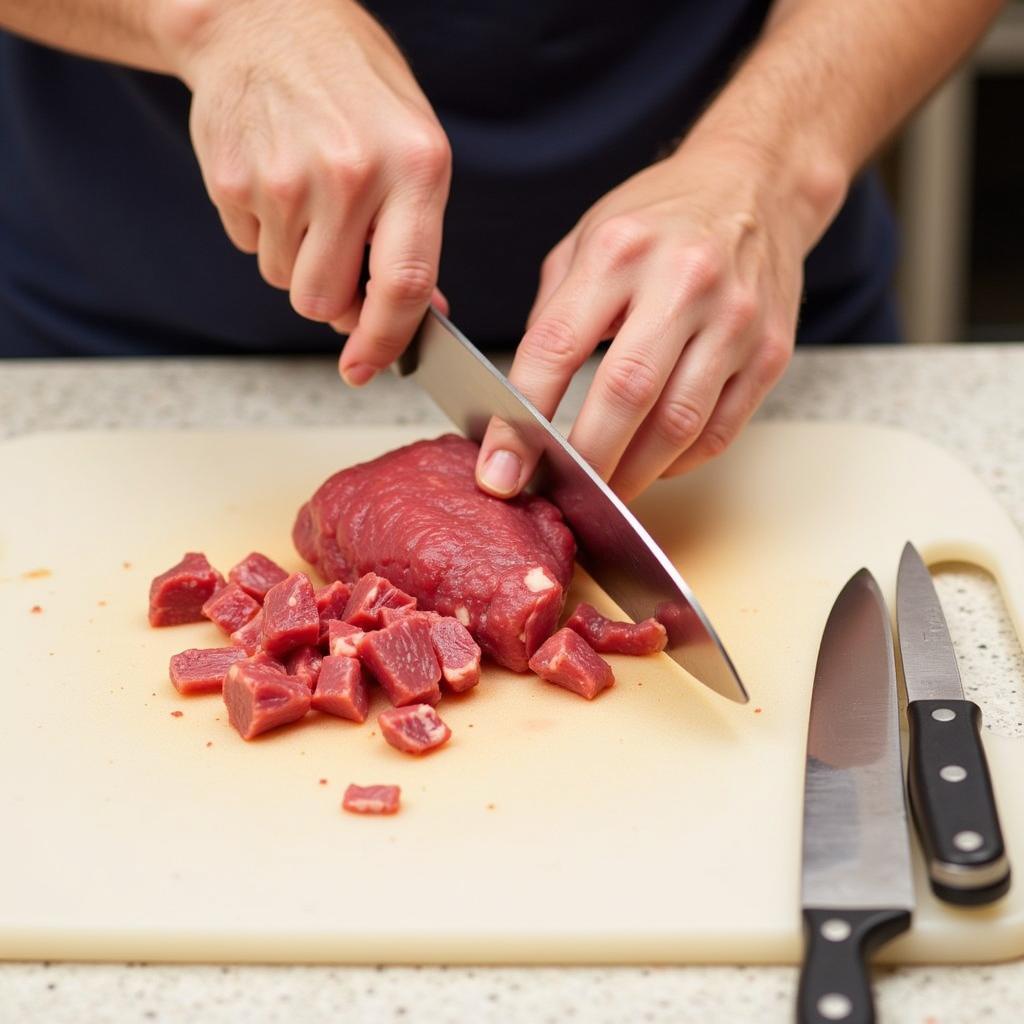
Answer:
xmin=907 ymin=699 xmax=1011 ymax=905
xmin=797 ymin=908 xmax=910 ymax=1024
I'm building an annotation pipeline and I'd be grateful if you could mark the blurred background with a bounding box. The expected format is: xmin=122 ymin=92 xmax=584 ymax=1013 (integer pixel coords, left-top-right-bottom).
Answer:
xmin=889 ymin=2 xmax=1024 ymax=343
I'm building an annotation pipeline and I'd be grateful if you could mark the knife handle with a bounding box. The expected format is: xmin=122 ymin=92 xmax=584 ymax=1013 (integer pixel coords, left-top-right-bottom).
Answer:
xmin=907 ymin=699 xmax=1011 ymax=905
xmin=797 ymin=908 xmax=910 ymax=1024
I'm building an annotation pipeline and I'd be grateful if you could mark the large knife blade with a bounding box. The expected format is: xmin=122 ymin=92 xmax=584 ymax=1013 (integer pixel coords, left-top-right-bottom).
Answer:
xmin=798 ymin=569 xmax=913 ymax=1024
xmin=896 ymin=541 xmax=1010 ymax=904
xmin=395 ymin=307 xmax=747 ymax=704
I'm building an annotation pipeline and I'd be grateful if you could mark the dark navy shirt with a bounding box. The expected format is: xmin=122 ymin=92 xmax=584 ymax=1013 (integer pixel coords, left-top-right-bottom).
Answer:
xmin=0 ymin=1 xmax=900 ymax=356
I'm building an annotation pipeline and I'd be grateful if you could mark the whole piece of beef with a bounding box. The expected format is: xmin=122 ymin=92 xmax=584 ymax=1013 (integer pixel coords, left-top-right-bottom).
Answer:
xmin=564 ymin=601 xmax=668 ymax=656
xmin=149 ymin=552 xmax=225 ymax=627
xmin=294 ymin=435 xmax=575 ymax=671
xmin=528 ymin=627 xmax=615 ymax=700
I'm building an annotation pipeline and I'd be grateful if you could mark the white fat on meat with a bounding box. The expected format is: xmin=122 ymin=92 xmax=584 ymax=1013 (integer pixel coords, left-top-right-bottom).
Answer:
xmin=454 ymin=605 xmax=470 ymax=626
xmin=524 ymin=567 xmax=555 ymax=593
xmin=412 ymin=705 xmax=448 ymax=743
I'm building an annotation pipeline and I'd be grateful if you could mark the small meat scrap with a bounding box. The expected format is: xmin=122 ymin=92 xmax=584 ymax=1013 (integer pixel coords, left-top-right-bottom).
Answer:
xmin=315 ymin=581 xmax=352 ymax=643
xmin=343 ymin=572 xmax=417 ymax=630
xmin=528 ymin=627 xmax=614 ymax=700
xmin=312 ymin=655 xmax=368 ymax=722
xmin=327 ymin=619 xmax=365 ymax=659
xmin=565 ymin=601 xmax=668 ymax=656
xmin=284 ymin=644 xmax=323 ymax=690
xmin=202 ymin=582 xmax=261 ymax=636
xmin=358 ymin=616 xmax=441 ymax=706
xmin=230 ymin=608 xmax=264 ymax=655
xmin=430 ymin=617 xmax=481 ymax=693
xmin=262 ymin=572 xmax=320 ymax=657
xmin=223 ymin=659 xmax=311 ymax=740
xmin=379 ymin=704 xmax=451 ymax=755
xmin=228 ymin=551 xmax=288 ymax=601
xmin=169 ymin=646 xmax=247 ymax=695
xmin=149 ymin=552 xmax=225 ymax=627
xmin=343 ymin=783 xmax=400 ymax=815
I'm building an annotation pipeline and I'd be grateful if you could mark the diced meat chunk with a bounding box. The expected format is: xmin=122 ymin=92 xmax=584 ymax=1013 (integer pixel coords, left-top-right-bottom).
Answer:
xmin=202 ymin=582 xmax=261 ymax=636
xmin=228 ymin=551 xmax=288 ymax=601
xmin=284 ymin=644 xmax=323 ymax=690
xmin=378 ymin=704 xmax=451 ymax=755
xmin=315 ymin=581 xmax=352 ymax=643
xmin=342 ymin=783 xmax=400 ymax=815
xmin=564 ymin=601 xmax=668 ymax=656
xmin=292 ymin=435 xmax=576 ymax=671
xmin=223 ymin=659 xmax=311 ymax=739
xmin=327 ymin=619 xmax=365 ymax=658
xmin=169 ymin=646 xmax=247 ymax=695
xmin=358 ymin=616 xmax=441 ymax=706
xmin=148 ymin=552 xmax=225 ymax=627
xmin=528 ymin=627 xmax=614 ymax=700
xmin=343 ymin=572 xmax=417 ymax=629
xmin=312 ymin=655 xmax=368 ymax=722
xmin=230 ymin=608 xmax=264 ymax=655
xmin=430 ymin=617 xmax=481 ymax=692
xmin=261 ymin=572 xmax=320 ymax=657
xmin=246 ymin=650 xmax=286 ymax=673
xmin=379 ymin=605 xmax=426 ymax=627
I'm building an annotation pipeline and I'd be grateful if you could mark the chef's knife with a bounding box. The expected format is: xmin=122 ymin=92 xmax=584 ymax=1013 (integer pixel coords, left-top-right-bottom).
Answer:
xmin=395 ymin=307 xmax=748 ymax=704
xmin=895 ymin=541 xmax=1010 ymax=905
xmin=798 ymin=569 xmax=913 ymax=1024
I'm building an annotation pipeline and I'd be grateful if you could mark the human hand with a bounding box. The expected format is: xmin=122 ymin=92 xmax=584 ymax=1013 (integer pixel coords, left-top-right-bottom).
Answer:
xmin=160 ymin=0 xmax=451 ymax=384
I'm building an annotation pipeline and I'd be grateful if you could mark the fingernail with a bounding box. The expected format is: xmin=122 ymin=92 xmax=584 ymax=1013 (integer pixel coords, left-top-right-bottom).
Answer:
xmin=479 ymin=449 xmax=522 ymax=496
xmin=341 ymin=363 xmax=376 ymax=387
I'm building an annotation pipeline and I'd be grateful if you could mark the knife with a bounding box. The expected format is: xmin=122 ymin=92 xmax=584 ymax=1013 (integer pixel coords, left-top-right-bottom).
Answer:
xmin=395 ymin=307 xmax=748 ymax=704
xmin=895 ymin=541 xmax=1011 ymax=905
xmin=798 ymin=569 xmax=913 ymax=1024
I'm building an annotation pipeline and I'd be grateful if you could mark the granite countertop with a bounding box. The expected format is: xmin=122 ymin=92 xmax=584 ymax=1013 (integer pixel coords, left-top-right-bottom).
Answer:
xmin=2 ymin=344 xmax=1023 ymax=1023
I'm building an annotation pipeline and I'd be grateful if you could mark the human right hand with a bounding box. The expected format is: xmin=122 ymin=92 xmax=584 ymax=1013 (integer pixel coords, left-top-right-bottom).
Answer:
xmin=158 ymin=0 xmax=451 ymax=384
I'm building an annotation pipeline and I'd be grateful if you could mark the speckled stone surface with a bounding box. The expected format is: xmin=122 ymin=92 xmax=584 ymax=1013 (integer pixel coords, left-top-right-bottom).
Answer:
xmin=1 ymin=345 xmax=1023 ymax=1023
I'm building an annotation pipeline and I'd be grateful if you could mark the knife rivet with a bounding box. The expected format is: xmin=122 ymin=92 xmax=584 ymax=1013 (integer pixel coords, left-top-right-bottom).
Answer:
xmin=820 ymin=918 xmax=851 ymax=942
xmin=954 ymin=830 xmax=984 ymax=852
xmin=932 ymin=708 xmax=956 ymax=722
xmin=940 ymin=764 xmax=967 ymax=783
xmin=817 ymin=993 xmax=853 ymax=1020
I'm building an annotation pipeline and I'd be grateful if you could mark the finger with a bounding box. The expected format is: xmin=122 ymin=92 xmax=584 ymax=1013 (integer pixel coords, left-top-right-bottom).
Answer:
xmin=475 ymin=270 xmax=629 ymax=498
xmin=330 ymin=285 xmax=448 ymax=339
xmin=252 ymin=168 xmax=310 ymax=290
xmin=217 ymin=206 xmax=259 ymax=254
xmin=525 ymin=236 xmax=574 ymax=330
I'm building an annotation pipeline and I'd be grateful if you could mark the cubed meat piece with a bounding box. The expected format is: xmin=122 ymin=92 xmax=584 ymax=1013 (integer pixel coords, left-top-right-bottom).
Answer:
xmin=343 ymin=572 xmax=417 ymax=629
xmin=564 ymin=601 xmax=668 ymax=656
xmin=202 ymin=583 xmax=261 ymax=636
xmin=169 ymin=646 xmax=247 ymax=695
xmin=378 ymin=605 xmax=425 ymax=627
xmin=246 ymin=650 xmax=286 ymax=672
xmin=315 ymin=581 xmax=352 ymax=644
xmin=430 ymin=617 xmax=481 ymax=693
xmin=230 ymin=608 xmax=264 ymax=655
xmin=357 ymin=616 xmax=441 ymax=706
xmin=528 ymin=627 xmax=614 ymax=700
xmin=148 ymin=552 xmax=225 ymax=627
xmin=227 ymin=551 xmax=289 ymax=601
xmin=223 ymin=660 xmax=311 ymax=740
xmin=261 ymin=572 xmax=320 ymax=657
xmin=284 ymin=644 xmax=323 ymax=690
xmin=327 ymin=619 xmax=365 ymax=658
xmin=378 ymin=704 xmax=451 ymax=755
xmin=343 ymin=783 xmax=400 ymax=815
xmin=312 ymin=655 xmax=368 ymax=722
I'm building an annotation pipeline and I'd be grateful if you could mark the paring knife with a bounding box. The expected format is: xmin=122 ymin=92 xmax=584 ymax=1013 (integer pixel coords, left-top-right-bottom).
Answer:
xmin=895 ymin=541 xmax=1011 ymax=905
xmin=798 ymin=569 xmax=913 ymax=1024
xmin=395 ymin=307 xmax=748 ymax=704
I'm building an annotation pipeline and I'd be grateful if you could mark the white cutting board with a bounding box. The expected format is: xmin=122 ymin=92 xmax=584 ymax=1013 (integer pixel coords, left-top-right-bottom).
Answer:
xmin=2 ymin=423 xmax=1024 ymax=966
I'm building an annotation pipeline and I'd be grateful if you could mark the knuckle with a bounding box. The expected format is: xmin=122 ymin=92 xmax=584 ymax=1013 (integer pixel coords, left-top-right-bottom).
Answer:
xmin=587 ymin=215 xmax=652 ymax=270
xmin=656 ymin=393 xmax=706 ymax=449
xmin=679 ymin=243 xmax=723 ymax=295
xmin=258 ymin=259 xmax=289 ymax=290
xmin=603 ymin=354 xmax=661 ymax=412
xmin=757 ymin=331 xmax=793 ymax=386
xmin=291 ymin=289 xmax=346 ymax=323
xmin=323 ymin=150 xmax=376 ymax=193
xmin=376 ymin=258 xmax=436 ymax=306
xmin=208 ymin=167 xmax=252 ymax=208
xmin=723 ymin=288 xmax=758 ymax=334
xmin=697 ymin=421 xmax=736 ymax=459
xmin=260 ymin=167 xmax=306 ymax=207
xmin=401 ymin=128 xmax=452 ymax=181
xmin=519 ymin=316 xmax=581 ymax=369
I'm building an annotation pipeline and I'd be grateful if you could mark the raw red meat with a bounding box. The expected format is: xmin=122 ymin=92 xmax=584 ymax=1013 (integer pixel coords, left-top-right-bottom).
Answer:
xmin=528 ymin=627 xmax=614 ymax=700
xmin=230 ymin=608 xmax=264 ymax=655
xmin=148 ymin=553 xmax=225 ymax=627
xmin=228 ymin=551 xmax=288 ymax=601
xmin=379 ymin=605 xmax=424 ymax=627
xmin=169 ymin=646 xmax=247 ymax=695
xmin=565 ymin=601 xmax=668 ymax=656
xmin=223 ymin=659 xmax=311 ymax=739
xmin=343 ymin=783 xmax=400 ymax=814
xmin=358 ymin=616 xmax=442 ymax=706
xmin=315 ymin=581 xmax=352 ymax=643
xmin=378 ymin=704 xmax=451 ymax=754
xmin=202 ymin=583 xmax=261 ymax=636
xmin=430 ymin=617 xmax=481 ymax=692
xmin=247 ymin=650 xmax=286 ymax=672
xmin=293 ymin=435 xmax=575 ymax=671
xmin=327 ymin=619 xmax=365 ymax=658
xmin=261 ymin=572 xmax=320 ymax=657
xmin=284 ymin=645 xmax=323 ymax=690
xmin=343 ymin=572 xmax=417 ymax=629
xmin=312 ymin=655 xmax=368 ymax=722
